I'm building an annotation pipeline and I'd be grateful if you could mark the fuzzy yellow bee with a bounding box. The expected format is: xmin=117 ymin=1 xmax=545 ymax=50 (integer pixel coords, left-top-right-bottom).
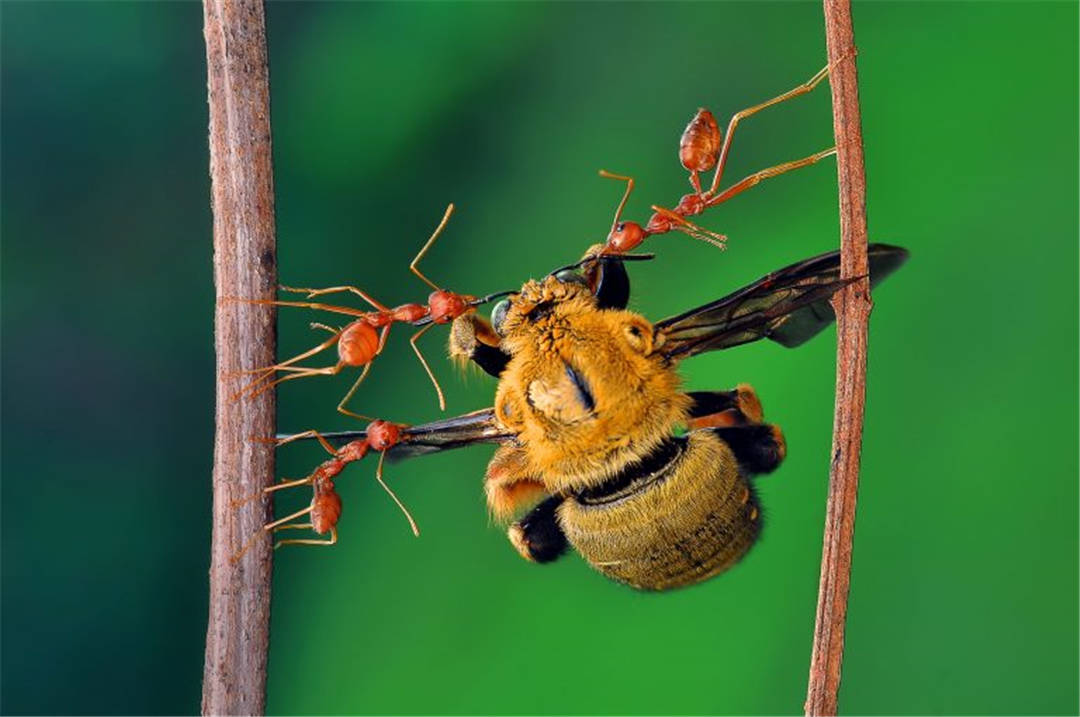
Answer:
xmin=308 ymin=245 xmax=906 ymax=590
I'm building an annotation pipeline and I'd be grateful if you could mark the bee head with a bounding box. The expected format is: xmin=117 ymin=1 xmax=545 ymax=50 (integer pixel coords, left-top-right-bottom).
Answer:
xmin=493 ymin=276 xmax=689 ymax=491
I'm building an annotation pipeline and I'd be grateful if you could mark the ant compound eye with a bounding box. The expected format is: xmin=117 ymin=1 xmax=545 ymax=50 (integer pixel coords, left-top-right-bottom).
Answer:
xmin=491 ymin=299 xmax=511 ymax=336
xmin=554 ymin=269 xmax=587 ymax=286
xmin=608 ymin=222 xmax=645 ymax=252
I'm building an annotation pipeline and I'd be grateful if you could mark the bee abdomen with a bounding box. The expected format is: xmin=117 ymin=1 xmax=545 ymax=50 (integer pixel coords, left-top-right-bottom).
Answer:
xmin=559 ymin=432 xmax=761 ymax=591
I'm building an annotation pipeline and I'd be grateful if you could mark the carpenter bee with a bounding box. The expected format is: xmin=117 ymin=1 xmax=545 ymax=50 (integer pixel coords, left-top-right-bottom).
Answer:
xmin=312 ymin=245 xmax=907 ymax=590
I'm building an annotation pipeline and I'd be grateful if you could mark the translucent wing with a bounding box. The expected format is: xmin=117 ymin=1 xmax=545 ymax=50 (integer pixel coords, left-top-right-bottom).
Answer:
xmin=656 ymin=243 xmax=909 ymax=360
xmin=282 ymin=408 xmax=512 ymax=461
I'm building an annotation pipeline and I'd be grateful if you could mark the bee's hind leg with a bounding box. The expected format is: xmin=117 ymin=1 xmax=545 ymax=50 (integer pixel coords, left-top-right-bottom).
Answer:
xmin=686 ymin=383 xmax=764 ymax=428
xmin=508 ymin=496 xmax=569 ymax=564
xmin=710 ymin=424 xmax=787 ymax=475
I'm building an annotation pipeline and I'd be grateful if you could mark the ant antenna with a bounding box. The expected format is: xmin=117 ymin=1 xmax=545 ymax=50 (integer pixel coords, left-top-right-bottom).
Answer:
xmin=409 ymin=203 xmax=455 ymax=292
xmin=598 ymin=170 xmax=635 ymax=233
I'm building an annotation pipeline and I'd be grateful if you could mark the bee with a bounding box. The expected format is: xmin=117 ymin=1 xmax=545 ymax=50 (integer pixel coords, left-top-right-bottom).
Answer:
xmin=293 ymin=245 xmax=907 ymax=590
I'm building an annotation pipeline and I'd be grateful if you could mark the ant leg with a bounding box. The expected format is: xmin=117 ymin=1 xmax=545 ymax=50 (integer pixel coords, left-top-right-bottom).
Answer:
xmin=273 ymin=429 xmax=338 ymax=455
xmin=705 ymin=63 xmax=831 ymax=197
xmin=648 ymin=206 xmax=728 ymax=250
xmin=241 ymin=363 xmax=344 ymax=400
xmin=263 ymin=475 xmax=316 ymax=495
xmin=310 ymin=322 xmax=340 ymax=334
xmin=336 ymin=363 xmax=378 ymax=422
xmin=265 ymin=504 xmax=314 ymax=532
xmin=231 ymin=504 xmax=313 ymax=563
xmin=706 ymin=147 xmax=837 ymax=209
xmin=376 ymin=324 xmax=392 ymax=354
xmin=409 ymin=323 xmax=446 ymax=411
xmin=273 ymin=525 xmax=338 ymax=550
xmin=598 ymin=170 xmax=636 ymax=232
xmin=280 ymin=285 xmax=389 ymax=312
xmin=409 ymin=203 xmax=455 ymax=292
xmin=239 ymin=298 xmax=371 ymax=319
xmin=374 ymin=451 xmax=420 ymax=536
xmin=235 ymin=331 xmax=342 ymax=391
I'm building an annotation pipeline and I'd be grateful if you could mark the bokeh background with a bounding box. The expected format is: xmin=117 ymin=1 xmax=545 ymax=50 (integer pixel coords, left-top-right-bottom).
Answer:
xmin=2 ymin=2 xmax=1077 ymax=715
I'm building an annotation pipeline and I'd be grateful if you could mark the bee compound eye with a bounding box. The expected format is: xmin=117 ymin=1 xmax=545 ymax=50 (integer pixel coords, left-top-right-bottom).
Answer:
xmin=491 ymin=299 xmax=511 ymax=336
xmin=554 ymin=269 xmax=587 ymax=286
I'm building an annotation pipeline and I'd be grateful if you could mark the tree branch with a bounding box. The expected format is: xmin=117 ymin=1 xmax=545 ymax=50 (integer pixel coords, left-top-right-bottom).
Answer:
xmin=201 ymin=0 xmax=277 ymax=713
xmin=805 ymin=1 xmax=870 ymax=715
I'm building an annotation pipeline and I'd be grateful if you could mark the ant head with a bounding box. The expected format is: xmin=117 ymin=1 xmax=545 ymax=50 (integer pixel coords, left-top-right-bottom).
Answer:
xmin=605 ymin=221 xmax=646 ymax=253
xmin=428 ymin=290 xmax=470 ymax=324
xmin=367 ymin=420 xmax=402 ymax=451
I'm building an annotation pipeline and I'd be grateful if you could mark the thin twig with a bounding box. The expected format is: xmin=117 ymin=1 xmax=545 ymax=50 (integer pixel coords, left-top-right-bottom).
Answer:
xmin=201 ymin=0 xmax=277 ymax=713
xmin=805 ymin=1 xmax=870 ymax=715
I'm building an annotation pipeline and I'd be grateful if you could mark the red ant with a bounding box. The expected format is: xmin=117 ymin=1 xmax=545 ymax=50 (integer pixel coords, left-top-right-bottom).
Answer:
xmin=236 ymin=204 xmax=509 ymax=413
xmin=232 ymin=418 xmax=416 ymax=561
xmin=594 ymin=63 xmax=837 ymax=256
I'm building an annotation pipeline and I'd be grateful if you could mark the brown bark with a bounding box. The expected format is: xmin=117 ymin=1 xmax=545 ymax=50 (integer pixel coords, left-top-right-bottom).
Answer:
xmin=201 ymin=0 xmax=277 ymax=713
xmin=805 ymin=1 xmax=870 ymax=715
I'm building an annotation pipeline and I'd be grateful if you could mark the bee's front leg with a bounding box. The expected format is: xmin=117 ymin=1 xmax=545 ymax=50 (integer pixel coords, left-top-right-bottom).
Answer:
xmin=484 ymin=445 xmax=569 ymax=564
xmin=449 ymin=314 xmax=510 ymax=377
xmin=508 ymin=496 xmax=569 ymax=564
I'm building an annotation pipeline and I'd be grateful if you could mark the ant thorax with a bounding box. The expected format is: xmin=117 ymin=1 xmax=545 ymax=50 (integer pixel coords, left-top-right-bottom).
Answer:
xmin=494 ymin=276 xmax=690 ymax=492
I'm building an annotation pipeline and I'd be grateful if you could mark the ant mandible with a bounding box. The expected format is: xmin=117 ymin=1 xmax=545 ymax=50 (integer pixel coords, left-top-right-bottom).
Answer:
xmin=595 ymin=63 xmax=837 ymax=256
xmin=236 ymin=204 xmax=507 ymax=414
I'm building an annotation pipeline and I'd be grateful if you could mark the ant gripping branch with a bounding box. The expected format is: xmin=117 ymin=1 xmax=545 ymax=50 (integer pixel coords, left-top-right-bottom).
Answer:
xmin=235 ymin=204 xmax=511 ymax=414
xmin=594 ymin=63 xmax=837 ymax=257
xmin=231 ymin=418 xmax=417 ymax=562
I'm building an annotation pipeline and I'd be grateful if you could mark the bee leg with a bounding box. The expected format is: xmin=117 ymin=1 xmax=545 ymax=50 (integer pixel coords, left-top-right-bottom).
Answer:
xmin=508 ymin=496 xmax=569 ymax=564
xmin=686 ymin=384 xmax=764 ymax=425
xmin=485 ymin=445 xmax=546 ymax=521
xmin=710 ymin=424 xmax=787 ymax=475
xmin=449 ymin=315 xmax=510 ymax=377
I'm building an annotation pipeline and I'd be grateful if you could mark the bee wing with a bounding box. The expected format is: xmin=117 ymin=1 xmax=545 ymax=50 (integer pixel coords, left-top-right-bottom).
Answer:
xmin=655 ymin=243 xmax=908 ymax=360
xmin=283 ymin=408 xmax=512 ymax=461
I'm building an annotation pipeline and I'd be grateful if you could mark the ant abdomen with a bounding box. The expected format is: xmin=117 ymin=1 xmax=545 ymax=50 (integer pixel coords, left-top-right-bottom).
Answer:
xmin=338 ymin=321 xmax=380 ymax=366
xmin=679 ymin=108 xmax=721 ymax=173
xmin=310 ymin=486 xmax=343 ymax=535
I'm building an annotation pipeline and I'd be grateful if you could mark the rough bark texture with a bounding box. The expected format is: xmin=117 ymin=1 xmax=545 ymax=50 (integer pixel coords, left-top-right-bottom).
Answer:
xmin=805 ymin=1 xmax=870 ymax=715
xmin=202 ymin=0 xmax=277 ymax=713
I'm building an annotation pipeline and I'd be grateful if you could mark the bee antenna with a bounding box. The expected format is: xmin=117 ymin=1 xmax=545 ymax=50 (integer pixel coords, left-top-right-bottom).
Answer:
xmin=547 ymin=259 xmax=588 ymax=277
xmin=548 ymin=252 xmax=657 ymax=278
xmin=469 ymin=290 xmax=515 ymax=307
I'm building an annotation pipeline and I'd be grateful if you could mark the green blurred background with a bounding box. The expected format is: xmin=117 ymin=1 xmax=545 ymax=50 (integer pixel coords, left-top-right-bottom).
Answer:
xmin=2 ymin=1 xmax=1077 ymax=714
